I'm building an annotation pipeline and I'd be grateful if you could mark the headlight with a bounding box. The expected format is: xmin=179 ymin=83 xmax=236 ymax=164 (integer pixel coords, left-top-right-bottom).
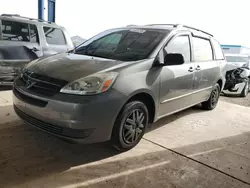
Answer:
xmin=60 ymin=72 xmax=118 ymax=95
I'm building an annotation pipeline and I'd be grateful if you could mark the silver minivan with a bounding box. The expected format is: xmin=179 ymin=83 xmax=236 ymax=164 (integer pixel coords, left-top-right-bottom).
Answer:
xmin=13 ymin=24 xmax=226 ymax=151
xmin=0 ymin=14 xmax=74 ymax=84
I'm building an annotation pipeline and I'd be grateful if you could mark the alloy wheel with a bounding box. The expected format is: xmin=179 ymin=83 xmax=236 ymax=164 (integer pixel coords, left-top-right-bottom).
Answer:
xmin=211 ymin=87 xmax=219 ymax=107
xmin=122 ymin=109 xmax=146 ymax=144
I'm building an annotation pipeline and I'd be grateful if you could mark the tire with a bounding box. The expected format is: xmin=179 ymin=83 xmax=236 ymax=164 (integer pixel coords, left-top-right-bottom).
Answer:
xmin=202 ymin=83 xmax=220 ymax=110
xmin=111 ymin=101 xmax=148 ymax=151
xmin=240 ymin=81 xmax=249 ymax=97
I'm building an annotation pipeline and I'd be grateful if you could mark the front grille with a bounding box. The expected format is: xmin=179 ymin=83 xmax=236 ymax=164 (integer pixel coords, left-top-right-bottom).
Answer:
xmin=21 ymin=70 xmax=68 ymax=96
xmin=13 ymin=87 xmax=48 ymax=107
xmin=14 ymin=105 xmax=95 ymax=139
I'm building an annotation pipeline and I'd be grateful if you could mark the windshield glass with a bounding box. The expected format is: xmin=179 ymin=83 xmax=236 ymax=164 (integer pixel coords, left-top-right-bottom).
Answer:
xmin=226 ymin=56 xmax=249 ymax=63
xmin=74 ymin=28 xmax=168 ymax=61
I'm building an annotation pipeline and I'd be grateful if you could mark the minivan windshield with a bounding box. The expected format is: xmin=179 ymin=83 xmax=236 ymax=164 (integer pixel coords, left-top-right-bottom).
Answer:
xmin=74 ymin=28 xmax=168 ymax=61
xmin=226 ymin=56 xmax=249 ymax=63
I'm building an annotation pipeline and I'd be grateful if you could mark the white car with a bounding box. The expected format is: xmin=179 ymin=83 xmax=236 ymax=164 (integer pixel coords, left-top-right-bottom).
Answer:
xmin=222 ymin=53 xmax=250 ymax=97
xmin=225 ymin=53 xmax=249 ymax=68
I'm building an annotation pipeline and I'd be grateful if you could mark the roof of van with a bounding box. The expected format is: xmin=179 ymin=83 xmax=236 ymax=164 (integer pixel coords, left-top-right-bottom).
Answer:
xmin=125 ymin=24 xmax=213 ymax=37
xmin=0 ymin=14 xmax=63 ymax=28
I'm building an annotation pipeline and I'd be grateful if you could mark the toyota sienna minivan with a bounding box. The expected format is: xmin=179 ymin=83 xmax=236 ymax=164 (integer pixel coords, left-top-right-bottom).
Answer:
xmin=13 ymin=24 xmax=226 ymax=151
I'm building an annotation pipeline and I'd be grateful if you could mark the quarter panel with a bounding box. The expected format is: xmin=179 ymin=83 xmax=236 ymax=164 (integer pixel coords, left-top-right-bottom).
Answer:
xmin=113 ymin=59 xmax=161 ymax=119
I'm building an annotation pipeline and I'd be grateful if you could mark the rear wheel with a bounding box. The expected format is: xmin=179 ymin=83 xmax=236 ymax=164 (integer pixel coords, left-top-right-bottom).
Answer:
xmin=202 ymin=83 xmax=220 ymax=110
xmin=111 ymin=101 xmax=148 ymax=151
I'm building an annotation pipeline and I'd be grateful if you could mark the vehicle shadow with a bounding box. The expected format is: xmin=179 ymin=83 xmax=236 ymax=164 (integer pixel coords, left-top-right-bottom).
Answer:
xmin=0 ymin=124 xmax=120 ymax=187
xmin=1 ymin=122 xmax=249 ymax=187
xmin=0 ymin=85 xmax=13 ymax=91
xmin=0 ymin=103 xmax=211 ymax=188
xmin=147 ymin=104 xmax=204 ymax=132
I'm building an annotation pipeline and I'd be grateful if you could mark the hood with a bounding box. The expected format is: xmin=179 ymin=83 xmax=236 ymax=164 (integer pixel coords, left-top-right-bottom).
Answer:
xmin=225 ymin=62 xmax=250 ymax=72
xmin=26 ymin=53 xmax=124 ymax=82
xmin=227 ymin=61 xmax=247 ymax=67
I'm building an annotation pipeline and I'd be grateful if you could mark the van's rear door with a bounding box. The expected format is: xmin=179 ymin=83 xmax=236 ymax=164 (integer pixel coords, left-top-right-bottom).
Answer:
xmin=0 ymin=19 xmax=39 ymax=84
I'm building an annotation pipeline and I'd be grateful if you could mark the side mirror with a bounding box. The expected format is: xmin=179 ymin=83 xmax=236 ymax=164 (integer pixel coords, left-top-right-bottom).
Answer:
xmin=164 ymin=53 xmax=185 ymax=66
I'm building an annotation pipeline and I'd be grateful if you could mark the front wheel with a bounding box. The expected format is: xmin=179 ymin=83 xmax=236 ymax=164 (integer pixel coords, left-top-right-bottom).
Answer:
xmin=240 ymin=81 xmax=249 ymax=97
xmin=202 ymin=83 xmax=220 ymax=110
xmin=111 ymin=101 xmax=148 ymax=151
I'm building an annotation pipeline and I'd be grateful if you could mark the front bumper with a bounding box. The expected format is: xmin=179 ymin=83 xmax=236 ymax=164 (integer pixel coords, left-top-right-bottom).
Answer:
xmin=222 ymin=82 xmax=246 ymax=96
xmin=13 ymin=82 xmax=128 ymax=144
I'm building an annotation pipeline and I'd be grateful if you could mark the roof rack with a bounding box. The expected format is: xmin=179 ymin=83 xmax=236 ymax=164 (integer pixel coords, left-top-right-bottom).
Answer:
xmin=146 ymin=24 xmax=213 ymax=37
xmin=1 ymin=14 xmax=53 ymax=24
xmin=181 ymin=25 xmax=213 ymax=37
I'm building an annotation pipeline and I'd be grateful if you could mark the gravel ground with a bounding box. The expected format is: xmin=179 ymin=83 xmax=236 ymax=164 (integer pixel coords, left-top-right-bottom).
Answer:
xmin=220 ymin=93 xmax=250 ymax=107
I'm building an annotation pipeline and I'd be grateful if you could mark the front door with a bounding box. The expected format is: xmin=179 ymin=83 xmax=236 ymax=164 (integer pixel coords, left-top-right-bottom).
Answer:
xmin=159 ymin=34 xmax=195 ymax=118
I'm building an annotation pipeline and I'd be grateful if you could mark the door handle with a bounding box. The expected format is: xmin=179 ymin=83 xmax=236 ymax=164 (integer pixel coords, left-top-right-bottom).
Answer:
xmin=188 ymin=67 xmax=194 ymax=72
xmin=195 ymin=65 xmax=201 ymax=71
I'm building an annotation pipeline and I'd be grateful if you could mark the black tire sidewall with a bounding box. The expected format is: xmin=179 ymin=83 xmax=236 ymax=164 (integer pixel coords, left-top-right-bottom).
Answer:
xmin=210 ymin=84 xmax=220 ymax=109
xmin=202 ymin=83 xmax=220 ymax=110
xmin=112 ymin=101 xmax=148 ymax=151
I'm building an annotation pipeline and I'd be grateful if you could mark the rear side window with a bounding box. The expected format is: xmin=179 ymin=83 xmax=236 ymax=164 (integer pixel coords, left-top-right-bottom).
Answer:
xmin=30 ymin=24 xmax=39 ymax=43
xmin=43 ymin=27 xmax=66 ymax=45
xmin=165 ymin=35 xmax=191 ymax=62
xmin=1 ymin=20 xmax=29 ymax=42
xmin=193 ymin=37 xmax=213 ymax=61
xmin=212 ymin=39 xmax=224 ymax=60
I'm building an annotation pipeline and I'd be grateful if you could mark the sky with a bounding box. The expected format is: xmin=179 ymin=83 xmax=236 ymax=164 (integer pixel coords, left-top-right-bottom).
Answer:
xmin=0 ymin=0 xmax=250 ymax=47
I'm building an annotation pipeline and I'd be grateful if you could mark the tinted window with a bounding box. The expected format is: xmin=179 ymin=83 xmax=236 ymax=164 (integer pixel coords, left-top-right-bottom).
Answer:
xmin=1 ymin=20 xmax=29 ymax=42
xmin=30 ymin=24 xmax=39 ymax=43
xmin=212 ymin=39 xmax=224 ymax=60
xmin=193 ymin=37 xmax=213 ymax=61
xmin=75 ymin=29 xmax=168 ymax=61
xmin=165 ymin=35 xmax=191 ymax=62
xmin=90 ymin=33 xmax=122 ymax=50
xmin=43 ymin=27 xmax=66 ymax=45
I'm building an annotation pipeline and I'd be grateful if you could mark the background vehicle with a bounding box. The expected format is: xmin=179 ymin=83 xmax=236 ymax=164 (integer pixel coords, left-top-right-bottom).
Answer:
xmin=13 ymin=24 xmax=225 ymax=151
xmin=222 ymin=53 xmax=250 ymax=97
xmin=71 ymin=35 xmax=86 ymax=47
xmin=225 ymin=53 xmax=250 ymax=68
xmin=0 ymin=14 xmax=74 ymax=85
xmin=222 ymin=64 xmax=250 ymax=97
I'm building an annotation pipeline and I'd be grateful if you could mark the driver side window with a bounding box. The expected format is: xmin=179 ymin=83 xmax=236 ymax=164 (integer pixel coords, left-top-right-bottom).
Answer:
xmin=164 ymin=35 xmax=191 ymax=62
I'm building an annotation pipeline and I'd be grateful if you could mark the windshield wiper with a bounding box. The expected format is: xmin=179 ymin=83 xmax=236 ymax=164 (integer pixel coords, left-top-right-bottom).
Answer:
xmin=85 ymin=52 xmax=110 ymax=59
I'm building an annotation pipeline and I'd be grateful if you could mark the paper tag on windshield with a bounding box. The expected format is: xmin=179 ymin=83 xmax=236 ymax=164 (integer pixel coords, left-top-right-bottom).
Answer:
xmin=130 ymin=29 xmax=146 ymax=33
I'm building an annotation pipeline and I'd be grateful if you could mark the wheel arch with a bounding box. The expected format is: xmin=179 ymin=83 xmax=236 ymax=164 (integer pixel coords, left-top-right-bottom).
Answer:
xmin=216 ymin=78 xmax=223 ymax=91
xmin=125 ymin=92 xmax=156 ymax=124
